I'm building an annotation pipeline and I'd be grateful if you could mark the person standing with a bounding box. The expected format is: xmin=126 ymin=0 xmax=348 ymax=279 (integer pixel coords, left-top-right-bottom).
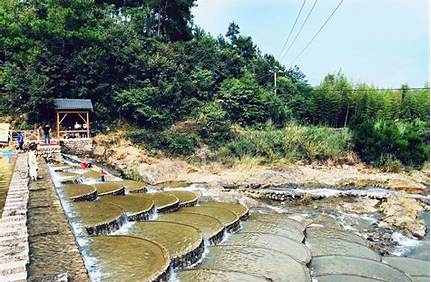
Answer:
xmin=42 ymin=124 xmax=51 ymax=144
xmin=83 ymin=123 xmax=88 ymax=138
xmin=28 ymin=143 xmax=38 ymax=181
xmin=17 ymin=131 xmax=24 ymax=151
xmin=74 ymin=122 xmax=82 ymax=138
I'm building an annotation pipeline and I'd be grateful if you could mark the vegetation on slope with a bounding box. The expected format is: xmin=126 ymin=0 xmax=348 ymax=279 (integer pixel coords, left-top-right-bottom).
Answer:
xmin=0 ymin=0 xmax=429 ymax=168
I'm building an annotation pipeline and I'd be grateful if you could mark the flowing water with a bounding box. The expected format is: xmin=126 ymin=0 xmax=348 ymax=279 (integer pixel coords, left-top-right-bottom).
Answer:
xmin=0 ymin=153 xmax=15 ymax=216
xmin=46 ymin=158 xmax=430 ymax=282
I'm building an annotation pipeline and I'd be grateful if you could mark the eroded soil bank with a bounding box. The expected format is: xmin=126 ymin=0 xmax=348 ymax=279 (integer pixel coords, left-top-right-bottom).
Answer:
xmin=88 ymin=134 xmax=429 ymax=195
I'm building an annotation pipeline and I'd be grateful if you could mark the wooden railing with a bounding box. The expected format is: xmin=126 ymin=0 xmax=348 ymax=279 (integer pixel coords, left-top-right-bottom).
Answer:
xmin=7 ymin=129 xmax=91 ymax=144
xmin=57 ymin=130 xmax=90 ymax=139
xmin=9 ymin=130 xmax=41 ymax=143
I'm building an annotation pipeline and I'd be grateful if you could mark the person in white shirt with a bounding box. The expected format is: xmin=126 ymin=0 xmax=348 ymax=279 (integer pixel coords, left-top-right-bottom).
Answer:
xmin=74 ymin=122 xmax=81 ymax=130
xmin=74 ymin=122 xmax=82 ymax=138
xmin=28 ymin=143 xmax=38 ymax=181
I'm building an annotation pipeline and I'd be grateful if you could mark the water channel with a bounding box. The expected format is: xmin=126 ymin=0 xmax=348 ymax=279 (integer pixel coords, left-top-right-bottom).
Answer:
xmin=0 ymin=152 xmax=15 ymax=216
xmin=42 ymin=158 xmax=430 ymax=281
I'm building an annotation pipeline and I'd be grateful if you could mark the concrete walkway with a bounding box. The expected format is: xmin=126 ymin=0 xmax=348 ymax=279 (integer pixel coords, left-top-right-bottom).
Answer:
xmin=0 ymin=153 xmax=29 ymax=282
xmin=27 ymin=159 xmax=89 ymax=281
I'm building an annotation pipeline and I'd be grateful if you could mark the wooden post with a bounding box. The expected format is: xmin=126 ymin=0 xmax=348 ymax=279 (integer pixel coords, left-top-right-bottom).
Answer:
xmin=86 ymin=111 xmax=90 ymax=138
xmin=56 ymin=110 xmax=60 ymax=139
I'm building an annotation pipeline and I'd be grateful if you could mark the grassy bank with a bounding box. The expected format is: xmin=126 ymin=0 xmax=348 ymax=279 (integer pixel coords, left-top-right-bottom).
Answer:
xmin=123 ymin=119 xmax=429 ymax=172
xmin=218 ymin=125 xmax=353 ymax=164
xmin=125 ymin=123 xmax=355 ymax=165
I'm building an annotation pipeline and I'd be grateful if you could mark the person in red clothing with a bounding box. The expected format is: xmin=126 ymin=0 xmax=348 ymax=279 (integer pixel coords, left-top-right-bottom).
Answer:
xmin=100 ymin=169 xmax=107 ymax=182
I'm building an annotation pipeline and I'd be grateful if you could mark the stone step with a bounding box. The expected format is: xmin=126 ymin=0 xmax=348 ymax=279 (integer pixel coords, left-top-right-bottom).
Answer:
xmin=0 ymin=271 xmax=27 ymax=282
xmin=0 ymin=227 xmax=27 ymax=235
xmin=0 ymin=260 xmax=27 ymax=274
xmin=0 ymin=215 xmax=27 ymax=223
xmin=0 ymin=154 xmax=29 ymax=282
xmin=0 ymin=235 xmax=28 ymax=243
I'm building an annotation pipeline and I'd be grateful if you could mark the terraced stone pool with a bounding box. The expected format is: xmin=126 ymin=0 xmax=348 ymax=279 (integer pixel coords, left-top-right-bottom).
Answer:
xmin=47 ymin=160 xmax=430 ymax=282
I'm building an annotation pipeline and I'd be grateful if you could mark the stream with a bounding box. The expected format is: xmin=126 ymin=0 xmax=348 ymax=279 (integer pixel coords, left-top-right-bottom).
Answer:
xmin=46 ymin=157 xmax=430 ymax=281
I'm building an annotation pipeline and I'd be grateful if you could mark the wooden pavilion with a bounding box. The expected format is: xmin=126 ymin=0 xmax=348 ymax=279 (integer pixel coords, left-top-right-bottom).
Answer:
xmin=54 ymin=99 xmax=93 ymax=140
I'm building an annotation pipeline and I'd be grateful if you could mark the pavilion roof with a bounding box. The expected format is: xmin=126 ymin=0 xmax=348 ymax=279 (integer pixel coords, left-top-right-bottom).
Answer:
xmin=54 ymin=99 xmax=93 ymax=111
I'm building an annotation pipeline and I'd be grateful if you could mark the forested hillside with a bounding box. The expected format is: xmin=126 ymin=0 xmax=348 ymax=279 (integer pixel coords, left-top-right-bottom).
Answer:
xmin=1 ymin=0 xmax=429 ymax=168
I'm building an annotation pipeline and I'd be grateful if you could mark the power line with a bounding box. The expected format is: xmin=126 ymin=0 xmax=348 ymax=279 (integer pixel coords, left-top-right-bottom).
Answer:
xmin=277 ymin=0 xmax=307 ymax=60
xmin=291 ymin=0 xmax=344 ymax=65
xmin=280 ymin=0 xmax=318 ymax=63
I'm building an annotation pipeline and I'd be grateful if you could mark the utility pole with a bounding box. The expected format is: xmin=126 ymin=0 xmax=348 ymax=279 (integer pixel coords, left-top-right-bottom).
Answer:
xmin=271 ymin=67 xmax=278 ymax=95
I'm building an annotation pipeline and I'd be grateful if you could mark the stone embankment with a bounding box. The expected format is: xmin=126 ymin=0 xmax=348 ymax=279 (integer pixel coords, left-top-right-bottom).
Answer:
xmin=60 ymin=139 xmax=93 ymax=156
xmin=36 ymin=145 xmax=62 ymax=162
xmin=0 ymin=153 xmax=29 ymax=282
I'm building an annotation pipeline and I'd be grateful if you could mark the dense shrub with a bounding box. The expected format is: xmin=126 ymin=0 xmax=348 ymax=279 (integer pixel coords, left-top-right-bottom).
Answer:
xmin=217 ymin=74 xmax=269 ymax=126
xmin=351 ymin=119 xmax=429 ymax=167
xmin=126 ymin=128 xmax=199 ymax=157
xmin=197 ymin=103 xmax=232 ymax=146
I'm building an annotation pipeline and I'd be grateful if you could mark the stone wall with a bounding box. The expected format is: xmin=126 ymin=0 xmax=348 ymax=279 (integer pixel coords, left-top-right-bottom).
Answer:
xmin=36 ymin=145 xmax=62 ymax=162
xmin=60 ymin=138 xmax=93 ymax=156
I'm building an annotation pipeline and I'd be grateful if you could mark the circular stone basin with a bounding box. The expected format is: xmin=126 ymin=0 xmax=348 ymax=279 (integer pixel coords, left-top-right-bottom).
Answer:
xmin=181 ymin=206 xmax=239 ymax=232
xmin=138 ymin=192 xmax=179 ymax=212
xmin=60 ymin=184 xmax=97 ymax=201
xmin=82 ymin=170 xmax=104 ymax=179
xmin=306 ymin=238 xmax=380 ymax=261
xmin=312 ymin=255 xmax=412 ymax=282
xmin=413 ymin=277 xmax=431 ymax=282
xmin=317 ymin=274 xmax=383 ymax=282
xmin=98 ymin=195 xmax=155 ymax=221
xmin=179 ymin=269 xmax=268 ymax=281
xmin=158 ymin=212 xmax=224 ymax=244
xmin=249 ymin=213 xmax=305 ymax=231
xmin=382 ymin=256 xmax=430 ymax=277
xmin=198 ymin=245 xmax=311 ymax=282
xmin=223 ymin=232 xmax=311 ymax=263
xmin=122 ymin=180 xmax=147 ymax=193
xmin=70 ymin=201 xmax=125 ymax=235
xmin=164 ymin=191 xmax=198 ymax=207
xmin=92 ymin=182 xmax=126 ymax=196
xmin=306 ymin=227 xmax=368 ymax=246
xmin=127 ymin=221 xmax=204 ymax=268
xmin=200 ymin=201 xmax=249 ymax=220
xmin=309 ymin=214 xmax=342 ymax=229
xmin=241 ymin=220 xmax=304 ymax=242
xmin=87 ymin=236 xmax=170 ymax=282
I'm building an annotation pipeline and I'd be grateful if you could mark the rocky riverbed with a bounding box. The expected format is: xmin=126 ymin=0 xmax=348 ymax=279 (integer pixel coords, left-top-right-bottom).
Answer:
xmin=86 ymin=133 xmax=429 ymax=194
xmin=69 ymin=135 xmax=431 ymax=260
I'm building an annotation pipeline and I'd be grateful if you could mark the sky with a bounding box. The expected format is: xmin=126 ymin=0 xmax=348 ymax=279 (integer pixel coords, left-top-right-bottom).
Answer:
xmin=192 ymin=0 xmax=429 ymax=87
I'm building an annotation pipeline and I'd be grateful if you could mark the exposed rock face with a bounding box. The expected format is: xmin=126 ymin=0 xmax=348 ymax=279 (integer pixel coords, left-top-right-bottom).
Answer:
xmin=342 ymin=199 xmax=380 ymax=214
xmin=379 ymin=192 xmax=426 ymax=238
xmin=138 ymin=161 xmax=187 ymax=184
xmin=87 ymin=132 xmax=429 ymax=195
xmin=61 ymin=139 xmax=93 ymax=155
xmin=336 ymin=176 xmax=426 ymax=194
